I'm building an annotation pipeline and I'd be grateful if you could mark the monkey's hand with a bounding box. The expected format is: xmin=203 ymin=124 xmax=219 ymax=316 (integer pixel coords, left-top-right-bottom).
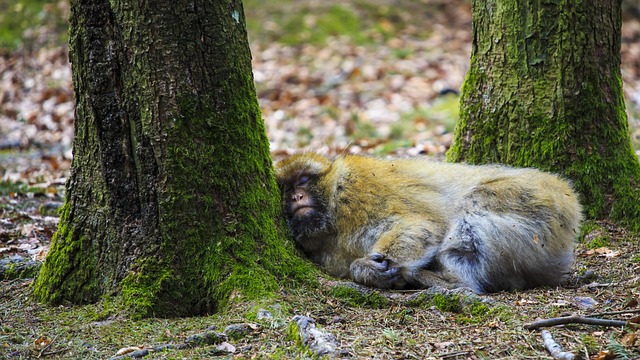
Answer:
xmin=349 ymin=253 xmax=407 ymax=289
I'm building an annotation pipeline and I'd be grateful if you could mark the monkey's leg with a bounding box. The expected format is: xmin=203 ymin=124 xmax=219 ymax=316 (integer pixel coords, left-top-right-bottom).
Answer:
xmin=410 ymin=267 xmax=467 ymax=290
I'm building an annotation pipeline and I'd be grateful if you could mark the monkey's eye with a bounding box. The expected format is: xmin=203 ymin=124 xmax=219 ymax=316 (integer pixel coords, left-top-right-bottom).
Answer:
xmin=296 ymin=175 xmax=310 ymax=186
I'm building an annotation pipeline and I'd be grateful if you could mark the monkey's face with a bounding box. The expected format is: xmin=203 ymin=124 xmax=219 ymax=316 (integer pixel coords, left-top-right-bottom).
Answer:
xmin=279 ymin=173 xmax=334 ymax=249
xmin=275 ymin=155 xmax=336 ymax=251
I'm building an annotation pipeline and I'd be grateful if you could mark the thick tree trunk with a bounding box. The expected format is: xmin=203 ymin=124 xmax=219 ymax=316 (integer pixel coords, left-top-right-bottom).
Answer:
xmin=33 ymin=0 xmax=311 ymax=317
xmin=447 ymin=0 xmax=640 ymax=230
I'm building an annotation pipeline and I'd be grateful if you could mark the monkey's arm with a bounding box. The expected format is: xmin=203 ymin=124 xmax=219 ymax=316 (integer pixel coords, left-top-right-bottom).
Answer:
xmin=349 ymin=219 xmax=448 ymax=289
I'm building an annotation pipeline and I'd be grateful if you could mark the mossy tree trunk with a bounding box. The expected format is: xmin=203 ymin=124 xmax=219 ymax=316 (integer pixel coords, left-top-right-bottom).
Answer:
xmin=447 ymin=0 xmax=640 ymax=230
xmin=33 ymin=0 xmax=312 ymax=317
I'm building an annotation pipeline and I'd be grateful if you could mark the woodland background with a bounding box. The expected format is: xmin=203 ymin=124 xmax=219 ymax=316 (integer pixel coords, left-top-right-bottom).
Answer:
xmin=1 ymin=0 xmax=640 ymax=359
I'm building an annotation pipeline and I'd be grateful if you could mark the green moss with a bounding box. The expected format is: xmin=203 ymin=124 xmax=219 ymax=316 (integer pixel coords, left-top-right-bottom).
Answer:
xmin=406 ymin=291 xmax=506 ymax=324
xmin=285 ymin=321 xmax=317 ymax=358
xmin=584 ymin=235 xmax=610 ymax=250
xmin=578 ymin=335 xmax=599 ymax=356
xmin=330 ymin=286 xmax=390 ymax=308
xmin=120 ymin=258 xmax=174 ymax=319
xmin=456 ymin=302 xmax=510 ymax=325
xmin=32 ymin=201 xmax=99 ymax=304
xmin=1 ymin=261 xmax=41 ymax=280
xmin=431 ymin=293 xmax=462 ymax=313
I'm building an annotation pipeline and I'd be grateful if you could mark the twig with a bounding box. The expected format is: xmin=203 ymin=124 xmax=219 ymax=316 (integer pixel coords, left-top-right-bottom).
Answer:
xmin=439 ymin=350 xmax=470 ymax=358
xmin=582 ymin=282 xmax=616 ymax=288
xmin=541 ymin=330 xmax=574 ymax=360
xmin=524 ymin=315 xmax=627 ymax=330
xmin=40 ymin=348 xmax=68 ymax=357
xmin=588 ymin=309 xmax=640 ymax=317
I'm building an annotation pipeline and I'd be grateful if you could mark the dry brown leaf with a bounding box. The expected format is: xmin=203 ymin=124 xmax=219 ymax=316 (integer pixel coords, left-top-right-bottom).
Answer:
xmin=33 ymin=337 xmax=52 ymax=348
xmin=586 ymin=247 xmax=611 ymax=255
xmin=624 ymin=298 xmax=638 ymax=309
xmin=433 ymin=341 xmax=454 ymax=349
xmin=620 ymin=332 xmax=637 ymax=346
xmin=115 ymin=346 xmax=144 ymax=356
xmin=515 ymin=299 xmax=535 ymax=306
xmin=591 ymin=349 xmax=616 ymax=360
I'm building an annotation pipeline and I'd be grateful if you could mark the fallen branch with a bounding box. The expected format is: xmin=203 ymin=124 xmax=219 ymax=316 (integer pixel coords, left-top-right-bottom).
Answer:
xmin=588 ymin=309 xmax=640 ymax=317
xmin=541 ymin=330 xmax=574 ymax=360
xmin=524 ymin=315 xmax=627 ymax=330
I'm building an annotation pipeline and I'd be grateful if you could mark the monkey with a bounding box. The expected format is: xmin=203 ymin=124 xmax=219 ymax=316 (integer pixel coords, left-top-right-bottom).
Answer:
xmin=275 ymin=152 xmax=583 ymax=293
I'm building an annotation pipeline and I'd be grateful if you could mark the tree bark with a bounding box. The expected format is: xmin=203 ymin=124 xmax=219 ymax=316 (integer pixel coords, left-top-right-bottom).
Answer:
xmin=32 ymin=0 xmax=312 ymax=317
xmin=447 ymin=0 xmax=640 ymax=230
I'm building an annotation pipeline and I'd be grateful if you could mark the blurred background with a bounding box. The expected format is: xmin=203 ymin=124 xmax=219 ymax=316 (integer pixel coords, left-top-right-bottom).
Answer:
xmin=1 ymin=0 xmax=640 ymax=187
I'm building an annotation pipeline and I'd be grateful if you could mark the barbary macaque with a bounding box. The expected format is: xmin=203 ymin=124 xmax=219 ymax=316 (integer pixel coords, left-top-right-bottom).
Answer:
xmin=275 ymin=153 xmax=582 ymax=293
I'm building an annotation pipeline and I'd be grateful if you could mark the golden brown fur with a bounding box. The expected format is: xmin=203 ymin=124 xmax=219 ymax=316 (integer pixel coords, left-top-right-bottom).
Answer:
xmin=275 ymin=153 xmax=582 ymax=293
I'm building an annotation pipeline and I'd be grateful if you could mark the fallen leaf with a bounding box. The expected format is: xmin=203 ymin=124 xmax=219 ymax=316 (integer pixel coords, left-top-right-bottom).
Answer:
xmin=604 ymin=251 xmax=620 ymax=258
xmin=33 ymin=337 xmax=51 ymax=348
xmin=115 ymin=346 xmax=144 ymax=356
xmin=515 ymin=300 xmax=535 ymax=306
xmin=620 ymin=332 xmax=637 ymax=346
xmin=584 ymin=247 xmax=612 ymax=256
xmin=592 ymin=349 xmax=616 ymax=360
xmin=216 ymin=342 xmax=236 ymax=353
xmin=434 ymin=341 xmax=454 ymax=349
xmin=551 ymin=300 xmax=570 ymax=307
xmin=623 ymin=298 xmax=638 ymax=309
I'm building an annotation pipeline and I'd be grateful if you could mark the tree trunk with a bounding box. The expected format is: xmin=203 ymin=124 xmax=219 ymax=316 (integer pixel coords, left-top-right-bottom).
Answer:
xmin=32 ymin=0 xmax=312 ymax=317
xmin=447 ymin=0 xmax=640 ymax=230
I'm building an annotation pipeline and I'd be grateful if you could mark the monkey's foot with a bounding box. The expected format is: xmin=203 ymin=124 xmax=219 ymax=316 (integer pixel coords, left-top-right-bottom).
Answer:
xmin=349 ymin=253 xmax=407 ymax=289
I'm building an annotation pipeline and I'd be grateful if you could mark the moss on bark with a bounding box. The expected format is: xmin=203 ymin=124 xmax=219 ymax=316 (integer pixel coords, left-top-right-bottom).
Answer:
xmin=447 ymin=0 xmax=640 ymax=230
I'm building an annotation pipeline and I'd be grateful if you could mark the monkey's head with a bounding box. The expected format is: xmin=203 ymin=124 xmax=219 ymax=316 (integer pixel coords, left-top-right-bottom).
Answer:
xmin=275 ymin=153 xmax=337 ymax=251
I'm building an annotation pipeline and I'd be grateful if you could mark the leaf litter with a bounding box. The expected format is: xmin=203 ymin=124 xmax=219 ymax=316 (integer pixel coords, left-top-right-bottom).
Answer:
xmin=2 ymin=0 xmax=640 ymax=358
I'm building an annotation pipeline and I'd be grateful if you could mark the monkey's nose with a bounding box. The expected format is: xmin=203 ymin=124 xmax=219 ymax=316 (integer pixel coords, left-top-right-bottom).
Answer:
xmin=292 ymin=192 xmax=304 ymax=202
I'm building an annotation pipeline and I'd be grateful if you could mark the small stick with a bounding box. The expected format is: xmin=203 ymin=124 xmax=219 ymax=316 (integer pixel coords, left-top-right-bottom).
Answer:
xmin=524 ymin=315 xmax=627 ymax=330
xmin=588 ymin=309 xmax=640 ymax=317
xmin=541 ymin=330 xmax=574 ymax=360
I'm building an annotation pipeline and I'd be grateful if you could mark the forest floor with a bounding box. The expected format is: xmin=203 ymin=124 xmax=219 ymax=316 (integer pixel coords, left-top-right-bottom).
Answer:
xmin=2 ymin=0 xmax=640 ymax=359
